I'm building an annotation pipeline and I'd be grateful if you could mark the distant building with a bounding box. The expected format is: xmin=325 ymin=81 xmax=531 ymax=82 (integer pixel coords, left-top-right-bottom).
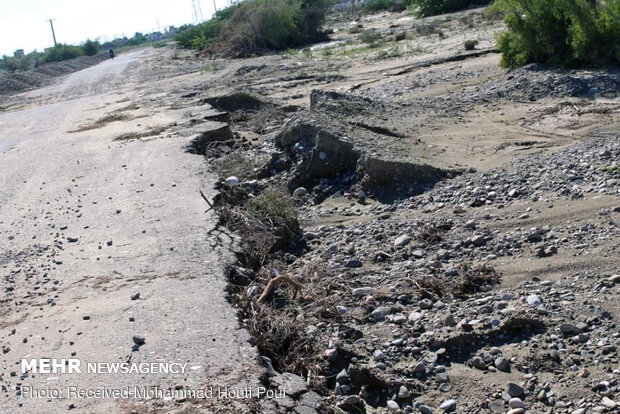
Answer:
xmin=14 ymin=49 xmax=24 ymax=58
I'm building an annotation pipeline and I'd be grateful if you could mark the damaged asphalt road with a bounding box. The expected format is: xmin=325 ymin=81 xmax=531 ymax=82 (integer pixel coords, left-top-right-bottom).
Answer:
xmin=0 ymin=49 xmax=262 ymax=413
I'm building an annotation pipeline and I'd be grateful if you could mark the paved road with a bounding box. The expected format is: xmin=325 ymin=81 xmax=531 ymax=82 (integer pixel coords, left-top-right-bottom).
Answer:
xmin=0 ymin=50 xmax=259 ymax=413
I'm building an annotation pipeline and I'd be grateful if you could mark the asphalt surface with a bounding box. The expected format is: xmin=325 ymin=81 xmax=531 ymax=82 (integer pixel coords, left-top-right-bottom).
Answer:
xmin=0 ymin=50 xmax=260 ymax=413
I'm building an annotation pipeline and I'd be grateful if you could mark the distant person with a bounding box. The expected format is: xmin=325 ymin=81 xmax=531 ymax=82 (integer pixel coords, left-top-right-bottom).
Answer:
xmin=109 ymin=49 xmax=115 ymax=59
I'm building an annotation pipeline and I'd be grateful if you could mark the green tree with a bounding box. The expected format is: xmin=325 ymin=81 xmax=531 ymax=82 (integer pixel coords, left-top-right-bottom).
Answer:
xmin=82 ymin=40 xmax=100 ymax=56
xmin=491 ymin=0 xmax=620 ymax=67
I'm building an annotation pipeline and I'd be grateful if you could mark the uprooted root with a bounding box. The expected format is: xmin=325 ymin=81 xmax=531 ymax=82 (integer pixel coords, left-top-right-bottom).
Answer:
xmin=246 ymin=302 xmax=323 ymax=377
xmin=258 ymin=275 xmax=302 ymax=302
xmin=241 ymin=263 xmax=339 ymax=385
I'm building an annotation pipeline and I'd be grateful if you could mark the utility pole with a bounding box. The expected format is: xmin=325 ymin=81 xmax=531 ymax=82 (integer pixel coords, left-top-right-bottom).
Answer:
xmin=49 ymin=19 xmax=57 ymax=46
xmin=213 ymin=0 xmax=218 ymax=12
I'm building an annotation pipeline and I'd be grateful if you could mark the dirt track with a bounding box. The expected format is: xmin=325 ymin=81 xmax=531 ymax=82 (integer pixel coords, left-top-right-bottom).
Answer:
xmin=0 ymin=49 xmax=261 ymax=413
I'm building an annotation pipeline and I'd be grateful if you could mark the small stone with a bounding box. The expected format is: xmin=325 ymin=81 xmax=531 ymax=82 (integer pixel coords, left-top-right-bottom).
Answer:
xmin=560 ymin=323 xmax=581 ymax=336
xmin=351 ymin=288 xmax=369 ymax=297
xmin=419 ymin=298 xmax=433 ymax=309
xmin=225 ymin=176 xmax=239 ymax=186
xmin=397 ymin=385 xmax=411 ymax=399
xmin=408 ymin=311 xmax=422 ymax=323
xmin=438 ymin=383 xmax=452 ymax=393
xmin=440 ymin=399 xmax=456 ymax=412
xmin=509 ymin=398 xmax=524 ymax=408
xmin=371 ymin=307 xmax=389 ymax=320
xmin=444 ymin=313 xmax=456 ymax=327
xmin=293 ymin=187 xmax=308 ymax=197
xmin=336 ymin=369 xmax=349 ymax=384
xmin=527 ymin=231 xmax=542 ymax=242
xmin=495 ymin=357 xmax=509 ymax=372
xmin=505 ymin=382 xmax=525 ymax=398
xmin=419 ymin=405 xmax=433 ymax=414
xmin=387 ymin=400 xmax=400 ymax=412
xmin=471 ymin=356 xmax=487 ymax=370
xmin=394 ymin=235 xmax=411 ymax=247
xmin=346 ymin=259 xmax=363 ymax=268
xmin=601 ymin=397 xmax=616 ymax=408
xmin=131 ymin=293 xmax=140 ymax=301
xmin=526 ymin=294 xmax=541 ymax=306
xmin=470 ymin=235 xmax=485 ymax=246
xmin=132 ymin=335 xmax=146 ymax=346
xmin=436 ymin=372 xmax=450 ymax=384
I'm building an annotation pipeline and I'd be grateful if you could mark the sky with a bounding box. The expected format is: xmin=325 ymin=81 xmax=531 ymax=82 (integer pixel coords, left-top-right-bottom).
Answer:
xmin=0 ymin=0 xmax=232 ymax=56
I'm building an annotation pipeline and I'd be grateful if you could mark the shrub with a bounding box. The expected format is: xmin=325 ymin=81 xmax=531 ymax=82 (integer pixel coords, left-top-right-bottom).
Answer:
xmin=178 ymin=0 xmax=333 ymax=56
xmin=410 ymin=0 xmax=492 ymax=17
xmin=349 ymin=24 xmax=363 ymax=34
xmin=464 ymin=39 xmax=479 ymax=50
xmin=39 ymin=44 xmax=84 ymax=64
xmin=359 ymin=29 xmax=382 ymax=44
xmin=491 ymin=0 xmax=620 ymax=67
xmin=1 ymin=56 xmax=23 ymax=72
xmin=82 ymin=40 xmax=99 ymax=56
xmin=175 ymin=5 xmax=238 ymax=49
xmin=248 ymin=187 xmax=298 ymax=234
xmin=214 ymin=0 xmax=332 ymax=56
xmin=363 ymin=0 xmax=414 ymax=12
xmin=413 ymin=22 xmax=443 ymax=35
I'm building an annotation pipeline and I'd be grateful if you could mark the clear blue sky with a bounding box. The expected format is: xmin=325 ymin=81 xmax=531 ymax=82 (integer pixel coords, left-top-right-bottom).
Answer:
xmin=0 ymin=0 xmax=232 ymax=56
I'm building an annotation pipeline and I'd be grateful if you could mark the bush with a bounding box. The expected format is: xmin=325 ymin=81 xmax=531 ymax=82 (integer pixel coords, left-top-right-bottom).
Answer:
xmin=359 ymin=29 xmax=382 ymax=44
xmin=1 ymin=51 xmax=42 ymax=72
xmin=464 ymin=39 xmax=479 ymax=50
xmin=1 ymin=56 xmax=23 ymax=72
xmin=410 ymin=0 xmax=492 ymax=17
xmin=175 ymin=5 xmax=238 ymax=49
xmin=82 ymin=40 xmax=99 ymax=56
xmin=217 ymin=0 xmax=333 ymax=56
xmin=39 ymin=44 xmax=84 ymax=64
xmin=491 ymin=0 xmax=620 ymax=67
xmin=248 ymin=187 xmax=298 ymax=234
xmin=178 ymin=0 xmax=333 ymax=56
xmin=363 ymin=0 xmax=414 ymax=12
